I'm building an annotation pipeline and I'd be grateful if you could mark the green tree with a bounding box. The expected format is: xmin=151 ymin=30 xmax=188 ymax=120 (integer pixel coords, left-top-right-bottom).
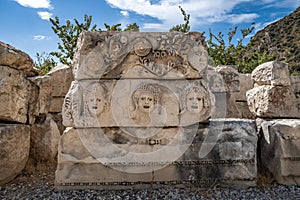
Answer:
xmin=50 ymin=14 xmax=139 ymax=66
xmin=104 ymin=23 xmax=122 ymax=31
xmin=207 ymin=24 xmax=274 ymax=73
xmin=104 ymin=22 xmax=139 ymax=31
xmin=50 ymin=14 xmax=99 ymax=66
xmin=35 ymin=52 xmax=57 ymax=75
xmin=124 ymin=23 xmax=140 ymax=31
xmin=169 ymin=6 xmax=190 ymax=33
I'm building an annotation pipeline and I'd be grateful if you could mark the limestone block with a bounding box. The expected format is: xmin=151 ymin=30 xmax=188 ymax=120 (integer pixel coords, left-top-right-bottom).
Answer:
xmin=291 ymin=76 xmax=300 ymax=99
xmin=251 ymin=61 xmax=290 ymax=86
xmin=207 ymin=67 xmax=254 ymax=119
xmin=62 ymin=79 xmax=214 ymax=127
xmin=0 ymin=65 xmax=39 ymax=124
xmin=55 ymin=119 xmax=257 ymax=189
xmin=259 ymin=119 xmax=300 ymax=185
xmin=0 ymin=124 xmax=30 ymax=185
xmin=73 ymin=31 xmax=208 ymax=80
xmin=215 ymin=65 xmax=240 ymax=92
xmin=49 ymin=97 xmax=64 ymax=113
xmin=0 ymin=41 xmax=34 ymax=72
xmin=47 ymin=65 xmax=73 ymax=97
xmin=30 ymin=115 xmax=60 ymax=163
xmin=230 ymin=73 xmax=255 ymax=119
xmin=207 ymin=69 xmax=227 ymax=93
xmin=246 ymin=85 xmax=300 ymax=118
xmin=49 ymin=113 xmax=65 ymax=135
xmin=28 ymin=75 xmax=52 ymax=114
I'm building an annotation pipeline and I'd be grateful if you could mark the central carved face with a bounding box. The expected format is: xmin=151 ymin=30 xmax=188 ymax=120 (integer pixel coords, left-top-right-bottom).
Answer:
xmin=87 ymin=93 xmax=105 ymax=115
xmin=138 ymin=92 xmax=155 ymax=113
xmin=186 ymin=91 xmax=204 ymax=113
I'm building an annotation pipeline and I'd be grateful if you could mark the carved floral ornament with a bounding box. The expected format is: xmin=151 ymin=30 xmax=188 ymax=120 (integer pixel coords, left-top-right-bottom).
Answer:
xmin=75 ymin=32 xmax=208 ymax=79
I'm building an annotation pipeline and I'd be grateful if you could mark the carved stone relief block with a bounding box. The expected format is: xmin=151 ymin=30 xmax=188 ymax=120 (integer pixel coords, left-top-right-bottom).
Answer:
xmin=62 ymin=79 xmax=213 ymax=127
xmin=73 ymin=32 xmax=208 ymax=80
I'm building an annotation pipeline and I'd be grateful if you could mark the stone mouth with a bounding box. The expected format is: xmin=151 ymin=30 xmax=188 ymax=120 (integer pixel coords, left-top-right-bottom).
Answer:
xmin=143 ymin=105 xmax=150 ymax=109
xmin=191 ymin=106 xmax=198 ymax=109
xmin=92 ymin=106 xmax=98 ymax=109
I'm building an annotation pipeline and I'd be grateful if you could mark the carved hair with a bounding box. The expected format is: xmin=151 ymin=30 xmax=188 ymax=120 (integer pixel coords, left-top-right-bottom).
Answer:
xmin=131 ymin=83 xmax=161 ymax=112
xmin=181 ymin=84 xmax=209 ymax=113
xmin=83 ymin=83 xmax=108 ymax=116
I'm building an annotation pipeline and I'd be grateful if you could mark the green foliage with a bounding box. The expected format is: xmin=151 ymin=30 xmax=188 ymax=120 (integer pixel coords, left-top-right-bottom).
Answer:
xmin=104 ymin=23 xmax=122 ymax=31
xmin=50 ymin=14 xmax=140 ymax=67
xmin=169 ymin=6 xmax=190 ymax=33
xmin=104 ymin=22 xmax=140 ymax=31
xmin=50 ymin=14 xmax=99 ymax=66
xmin=35 ymin=52 xmax=57 ymax=75
xmin=207 ymin=23 xmax=274 ymax=73
xmin=124 ymin=23 xmax=140 ymax=32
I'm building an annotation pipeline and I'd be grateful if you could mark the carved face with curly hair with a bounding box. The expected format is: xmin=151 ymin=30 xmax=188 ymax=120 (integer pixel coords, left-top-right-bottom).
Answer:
xmin=130 ymin=83 xmax=162 ymax=125
xmin=183 ymin=85 xmax=208 ymax=114
xmin=131 ymin=84 xmax=160 ymax=114
xmin=84 ymin=83 xmax=107 ymax=116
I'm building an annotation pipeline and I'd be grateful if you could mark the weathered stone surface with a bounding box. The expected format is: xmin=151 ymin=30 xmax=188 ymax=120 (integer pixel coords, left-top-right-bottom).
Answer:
xmin=49 ymin=97 xmax=65 ymax=113
xmin=215 ymin=65 xmax=240 ymax=92
xmin=251 ymin=61 xmax=290 ymax=86
xmin=47 ymin=65 xmax=73 ymax=97
xmin=50 ymin=113 xmax=65 ymax=135
xmin=73 ymin=31 xmax=208 ymax=80
xmin=291 ymin=76 xmax=300 ymax=99
xmin=28 ymin=75 xmax=52 ymax=114
xmin=258 ymin=119 xmax=300 ymax=185
xmin=231 ymin=73 xmax=255 ymax=119
xmin=207 ymin=67 xmax=254 ymax=119
xmin=56 ymin=119 xmax=257 ymax=189
xmin=0 ymin=65 xmax=39 ymax=124
xmin=0 ymin=124 xmax=30 ymax=185
xmin=246 ymin=85 xmax=300 ymax=118
xmin=0 ymin=41 xmax=34 ymax=72
xmin=207 ymin=69 xmax=227 ymax=93
xmin=30 ymin=115 xmax=60 ymax=163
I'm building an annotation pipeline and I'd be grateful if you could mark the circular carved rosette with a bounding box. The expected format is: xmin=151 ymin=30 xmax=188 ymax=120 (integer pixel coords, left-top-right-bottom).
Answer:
xmin=133 ymin=37 xmax=152 ymax=57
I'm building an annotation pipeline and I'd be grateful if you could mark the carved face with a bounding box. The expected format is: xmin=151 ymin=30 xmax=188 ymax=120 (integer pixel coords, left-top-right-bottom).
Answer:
xmin=186 ymin=91 xmax=204 ymax=113
xmin=137 ymin=92 xmax=155 ymax=113
xmin=87 ymin=92 xmax=105 ymax=115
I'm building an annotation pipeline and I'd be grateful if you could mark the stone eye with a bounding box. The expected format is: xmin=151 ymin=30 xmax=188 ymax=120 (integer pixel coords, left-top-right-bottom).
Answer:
xmin=97 ymin=98 xmax=101 ymax=102
xmin=141 ymin=97 xmax=146 ymax=101
xmin=197 ymin=97 xmax=202 ymax=101
xmin=148 ymin=98 xmax=153 ymax=101
xmin=189 ymin=97 xmax=194 ymax=101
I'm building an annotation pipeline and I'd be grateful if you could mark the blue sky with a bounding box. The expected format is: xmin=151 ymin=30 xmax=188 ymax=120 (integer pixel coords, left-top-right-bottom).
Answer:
xmin=1 ymin=0 xmax=299 ymax=62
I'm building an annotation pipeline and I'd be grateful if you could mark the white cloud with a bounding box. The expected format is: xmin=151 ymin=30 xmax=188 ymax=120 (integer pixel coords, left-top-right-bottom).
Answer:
xmin=272 ymin=0 xmax=300 ymax=9
xmin=120 ymin=10 xmax=129 ymax=17
xmin=33 ymin=35 xmax=46 ymax=40
xmin=227 ymin=13 xmax=259 ymax=24
xmin=105 ymin=0 xmax=259 ymax=31
xmin=262 ymin=0 xmax=300 ymax=9
xmin=15 ymin=0 xmax=52 ymax=9
xmin=254 ymin=17 xmax=281 ymax=32
xmin=37 ymin=11 xmax=52 ymax=20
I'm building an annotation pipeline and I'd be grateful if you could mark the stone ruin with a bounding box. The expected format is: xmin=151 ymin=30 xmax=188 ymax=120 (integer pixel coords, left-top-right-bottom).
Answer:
xmin=55 ymin=31 xmax=257 ymax=189
xmin=0 ymin=32 xmax=299 ymax=189
xmin=0 ymin=41 xmax=73 ymax=185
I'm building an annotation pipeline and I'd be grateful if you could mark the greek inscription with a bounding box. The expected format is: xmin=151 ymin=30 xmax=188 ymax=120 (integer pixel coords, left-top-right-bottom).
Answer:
xmin=288 ymin=157 xmax=300 ymax=161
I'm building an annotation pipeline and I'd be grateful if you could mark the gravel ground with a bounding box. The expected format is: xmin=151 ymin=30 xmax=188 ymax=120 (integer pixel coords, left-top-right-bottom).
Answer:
xmin=0 ymin=168 xmax=300 ymax=200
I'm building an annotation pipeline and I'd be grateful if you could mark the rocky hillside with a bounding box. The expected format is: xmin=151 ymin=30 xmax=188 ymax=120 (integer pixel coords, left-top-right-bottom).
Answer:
xmin=247 ymin=6 xmax=300 ymax=74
